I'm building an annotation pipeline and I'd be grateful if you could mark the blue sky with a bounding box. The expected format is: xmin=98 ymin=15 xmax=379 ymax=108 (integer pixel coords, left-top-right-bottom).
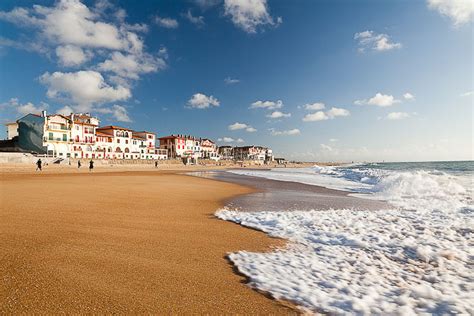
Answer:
xmin=0 ymin=0 xmax=472 ymax=162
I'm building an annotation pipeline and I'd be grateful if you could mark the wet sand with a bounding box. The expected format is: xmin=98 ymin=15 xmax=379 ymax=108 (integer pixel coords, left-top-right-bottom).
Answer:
xmin=193 ymin=170 xmax=390 ymax=212
xmin=0 ymin=169 xmax=297 ymax=314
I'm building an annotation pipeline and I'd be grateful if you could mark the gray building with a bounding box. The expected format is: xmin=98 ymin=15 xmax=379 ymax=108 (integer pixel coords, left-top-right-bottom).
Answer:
xmin=17 ymin=113 xmax=47 ymax=154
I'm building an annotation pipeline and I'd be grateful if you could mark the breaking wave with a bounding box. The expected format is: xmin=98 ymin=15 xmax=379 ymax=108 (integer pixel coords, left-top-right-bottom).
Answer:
xmin=221 ymin=162 xmax=473 ymax=314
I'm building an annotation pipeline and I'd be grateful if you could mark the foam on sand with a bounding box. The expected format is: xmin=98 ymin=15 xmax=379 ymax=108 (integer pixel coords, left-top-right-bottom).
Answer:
xmin=220 ymin=164 xmax=473 ymax=313
xmin=216 ymin=207 xmax=473 ymax=314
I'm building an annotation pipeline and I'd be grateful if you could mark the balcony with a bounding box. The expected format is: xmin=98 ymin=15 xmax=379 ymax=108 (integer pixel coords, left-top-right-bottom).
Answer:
xmin=47 ymin=125 xmax=68 ymax=131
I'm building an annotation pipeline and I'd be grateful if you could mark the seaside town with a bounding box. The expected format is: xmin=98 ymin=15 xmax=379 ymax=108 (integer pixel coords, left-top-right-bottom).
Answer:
xmin=1 ymin=111 xmax=277 ymax=165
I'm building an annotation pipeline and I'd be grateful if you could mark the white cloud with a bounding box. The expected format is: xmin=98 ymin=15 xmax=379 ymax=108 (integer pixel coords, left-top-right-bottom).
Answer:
xmin=386 ymin=112 xmax=410 ymax=120
xmin=96 ymin=104 xmax=131 ymax=122
xmin=57 ymin=105 xmax=74 ymax=115
xmin=329 ymin=138 xmax=338 ymax=142
xmin=270 ymin=128 xmax=300 ymax=136
xmin=303 ymin=107 xmax=350 ymax=122
xmin=56 ymin=45 xmax=92 ymax=67
xmin=224 ymin=77 xmax=240 ymax=84
xmin=224 ymin=0 xmax=281 ymax=33
xmin=228 ymin=122 xmax=257 ymax=132
xmin=320 ymin=143 xmax=333 ymax=152
xmin=98 ymin=51 xmax=166 ymax=80
xmin=184 ymin=10 xmax=205 ymax=27
xmin=187 ymin=93 xmax=220 ymax=109
xmin=0 ymin=0 xmax=168 ymax=120
xmin=304 ymin=102 xmax=325 ymax=110
xmin=327 ymin=107 xmax=350 ymax=118
xmin=354 ymin=30 xmax=402 ymax=52
xmin=0 ymin=0 xmax=143 ymax=51
xmin=250 ymin=99 xmax=283 ymax=110
xmin=267 ymin=111 xmax=291 ymax=119
xmin=355 ymin=93 xmax=401 ymax=107
xmin=303 ymin=111 xmax=329 ymax=122
xmin=194 ymin=0 xmax=221 ymax=9
xmin=428 ymin=0 xmax=474 ymax=27
xmin=39 ymin=70 xmax=131 ymax=111
xmin=17 ymin=102 xmax=43 ymax=115
xmin=154 ymin=15 xmax=179 ymax=29
xmin=403 ymin=92 xmax=415 ymax=100
xmin=1 ymin=98 xmax=48 ymax=115
xmin=460 ymin=91 xmax=473 ymax=97
xmin=217 ymin=137 xmax=244 ymax=143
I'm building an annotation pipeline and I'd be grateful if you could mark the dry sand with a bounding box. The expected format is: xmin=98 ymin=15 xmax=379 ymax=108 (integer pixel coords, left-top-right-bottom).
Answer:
xmin=0 ymin=166 xmax=297 ymax=314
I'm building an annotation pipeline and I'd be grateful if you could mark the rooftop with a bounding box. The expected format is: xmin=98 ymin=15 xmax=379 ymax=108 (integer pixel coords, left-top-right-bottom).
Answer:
xmin=96 ymin=125 xmax=133 ymax=131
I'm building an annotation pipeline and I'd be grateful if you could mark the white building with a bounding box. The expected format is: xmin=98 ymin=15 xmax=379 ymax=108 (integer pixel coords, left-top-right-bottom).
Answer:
xmin=5 ymin=122 xmax=18 ymax=140
xmin=69 ymin=113 xmax=100 ymax=159
xmin=44 ymin=114 xmax=71 ymax=158
xmin=159 ymin=135 xmax=186 ymax=158
xmin=201 ymin=138 xmax=219 ymax=160
xmin=185 ymin=137 xmax=201 ymax=159
xmin=95 ymin=131 xmax=114 ymax=159
xmin=95 ymin=126 xmax=133 ymax=159
xmin=133 ymin=131 xmax=158 ymax=159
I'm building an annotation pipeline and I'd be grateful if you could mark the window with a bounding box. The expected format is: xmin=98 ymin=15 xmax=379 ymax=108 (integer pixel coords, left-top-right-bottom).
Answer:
xmin=125 ymin=140 xmax=128 ymax=144
xmin=63 ymin=134 xmax=67 ymax=141
xmin=49 ymin=132 xmax=53 ymax=140
xmin=117 ymin=139 xmax=120 ymax=143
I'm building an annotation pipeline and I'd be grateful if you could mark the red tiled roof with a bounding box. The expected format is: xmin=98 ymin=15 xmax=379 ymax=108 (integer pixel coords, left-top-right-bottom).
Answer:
xmin=159 ymin=135 xmax=183 ymax=140
xmin=134 ymin=130 xmax=155 ymax=135
xmin=97 ymin=125 xmax=132 ymax=131
xmin=96 ymin=132 xmax=113 ymax=138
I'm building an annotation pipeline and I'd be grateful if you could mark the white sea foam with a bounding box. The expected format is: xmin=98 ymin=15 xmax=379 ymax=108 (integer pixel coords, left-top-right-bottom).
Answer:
xmin=216 ymin=208 xmax=473 ymax=314
xmin=229 ymin=166 xmax=473 ymax=212
xmin=228 ymin=167 xmax=372 ymax=192
xmin=220 ymin=164 xmax=474 ymax=314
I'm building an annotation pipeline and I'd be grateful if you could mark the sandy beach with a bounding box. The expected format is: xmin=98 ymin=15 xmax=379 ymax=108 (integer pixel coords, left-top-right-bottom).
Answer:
xmin=0 ymin=165 xmax=297 ymax=314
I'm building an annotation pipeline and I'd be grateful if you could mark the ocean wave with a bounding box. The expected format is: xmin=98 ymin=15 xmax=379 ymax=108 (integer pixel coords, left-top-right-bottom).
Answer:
xmin=216 ymin=207 xmax=473 ymax=314
xmin=223 ymin=162 xmax=473 ymax=313
xmin=230 ymin=164 xmax=473 ymax=213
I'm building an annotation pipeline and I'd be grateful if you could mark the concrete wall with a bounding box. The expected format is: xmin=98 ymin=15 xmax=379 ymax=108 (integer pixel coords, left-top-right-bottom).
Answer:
xmin=0 ymin=152 xmax=61 ymax=164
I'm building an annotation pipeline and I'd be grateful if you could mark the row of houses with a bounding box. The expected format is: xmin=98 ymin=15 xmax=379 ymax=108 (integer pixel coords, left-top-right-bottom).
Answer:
xmin=4 ymin=111 xmax=275 ymax=163
xmin=6 ymin=111 xmax=165 ymax=160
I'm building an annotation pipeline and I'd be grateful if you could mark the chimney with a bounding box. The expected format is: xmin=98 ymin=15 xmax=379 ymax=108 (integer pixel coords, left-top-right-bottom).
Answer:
xmin=41 ymin=110 xmax=47 ymax=117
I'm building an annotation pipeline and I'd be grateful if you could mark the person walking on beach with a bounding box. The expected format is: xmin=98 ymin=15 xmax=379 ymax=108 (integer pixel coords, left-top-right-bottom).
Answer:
xmin=89 ymin=160 xmax=94 ymax=172
xmin=36 ymin=159 xmax=42 ymax=171
xmin=78 ymin=160 xmax=81 ymax=169
xmin=155 ymin=161 xmax=158 ymax=168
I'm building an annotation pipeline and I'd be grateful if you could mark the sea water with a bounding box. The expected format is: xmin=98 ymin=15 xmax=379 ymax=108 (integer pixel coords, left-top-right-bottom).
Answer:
xmin=216 ymin=161 xmax=473 ymax=314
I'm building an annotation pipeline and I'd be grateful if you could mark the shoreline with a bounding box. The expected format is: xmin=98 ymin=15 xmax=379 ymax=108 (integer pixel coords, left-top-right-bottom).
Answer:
xmin=0 ymin=167 xmax=298 ymax=314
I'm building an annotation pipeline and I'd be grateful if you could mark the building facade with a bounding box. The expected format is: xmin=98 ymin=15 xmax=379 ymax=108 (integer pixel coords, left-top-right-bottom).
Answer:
xmin=201 ymin=138 xmax=219 ymax=160
xmin=7 ymin=111 xmax=277 ymax=162
xmin=159 ymin=135 xmax=186 ymax=159
xmin=5 ymin=122 xmax=18 ymax=140
xmin=69 ymin=113 xmax=100 ymax=159
xmin=218 ymin=146 xmax=234 ymax=160
xmin=233 ymin=145 xmax=274 ymax=163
